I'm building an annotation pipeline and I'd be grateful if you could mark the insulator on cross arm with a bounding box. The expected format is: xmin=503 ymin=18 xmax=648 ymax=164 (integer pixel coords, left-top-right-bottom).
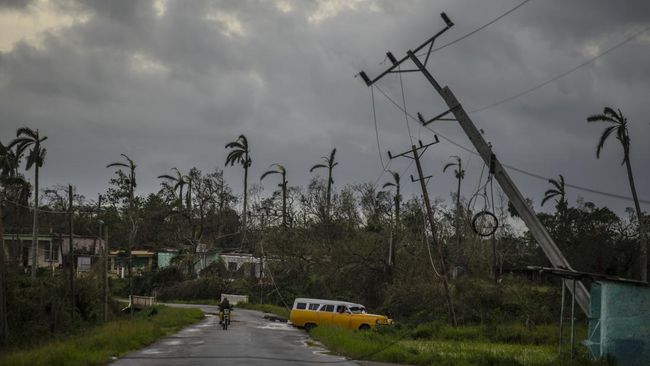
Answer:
xmin=441 ymin=12 xmax=454 ymax=27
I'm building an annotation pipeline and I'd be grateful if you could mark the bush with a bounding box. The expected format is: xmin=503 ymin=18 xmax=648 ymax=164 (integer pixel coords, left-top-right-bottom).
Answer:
xmin=3 ymin=267 xmax=119 ymax=348
xmin=454 ymin=277 xmax=561 ymax=324
xmin=156 ymin=277 xmax=228 ymax=301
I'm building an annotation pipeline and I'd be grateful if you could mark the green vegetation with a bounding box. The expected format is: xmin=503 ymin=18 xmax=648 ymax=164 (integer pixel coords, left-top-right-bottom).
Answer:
xmin=236 ymin=302 xmax=290 ymax=319
xmin=0 ymin=305 xmax=203 ymax=366
xmin=311 ymin=324 xmax=603 ymax=366
xmin=3 ymin=124 xmax=644 ymax=363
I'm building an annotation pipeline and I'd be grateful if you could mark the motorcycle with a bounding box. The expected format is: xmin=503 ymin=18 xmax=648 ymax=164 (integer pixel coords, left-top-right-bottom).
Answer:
xmin=221 ymin=308 xmax=231 ymax=330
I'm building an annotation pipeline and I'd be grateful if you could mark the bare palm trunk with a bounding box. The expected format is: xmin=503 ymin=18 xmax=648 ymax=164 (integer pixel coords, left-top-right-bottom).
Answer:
xmin=179 ymin=186 xmax=184 ymax=210
xmin=0 ymin=201 xmax=8 ymax=343
xmin=625 ymin=157 xmax=648 ymax=281
xmin=128 ymin=178 xmax=134 ymax=318
xmin=282 ymin=181 xmax=287 ymax=227
xmin=326 ymin=167 xmax=332 ymax=219
xmin=31 ymin=166 xmax=39 ymax=278
xmin=455 ymin=175 xmax=462 ymax=249
xmin=242 ymin=161 xmax=248 ymax=246
xmin=389 ymin=188 xmax=400 ymax=267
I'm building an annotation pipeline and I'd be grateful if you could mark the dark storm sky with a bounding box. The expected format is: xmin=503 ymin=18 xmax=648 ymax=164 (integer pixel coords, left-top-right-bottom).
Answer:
xmin=1 ymin=0 xmax=649 ymax=216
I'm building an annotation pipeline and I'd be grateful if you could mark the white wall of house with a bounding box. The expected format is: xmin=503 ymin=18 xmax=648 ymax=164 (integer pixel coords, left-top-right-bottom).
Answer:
xmin=220 ymin=253 xmax=266 ymax=279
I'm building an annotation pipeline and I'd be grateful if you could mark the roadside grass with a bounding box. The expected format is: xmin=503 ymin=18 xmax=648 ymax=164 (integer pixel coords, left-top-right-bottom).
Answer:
xmin=0 ymin=305 xmax=204 ymax=366
xmin=311 ymin=323 xmax=606 ymax=366
xmin=236 ymin=302 xmax=290 ymax=319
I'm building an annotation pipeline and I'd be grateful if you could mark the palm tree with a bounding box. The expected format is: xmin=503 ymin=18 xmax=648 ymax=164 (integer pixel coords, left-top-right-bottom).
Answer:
xmin=0 ymin=141 xmax=21 ymax=179
xmin=106 ymin=154 xmax=136 ymax=315
xmin=443 ymin=156 xmax=464 ymax=248
xmin=225 ymin=135 xmax=251 ymax=240
xmin=261 ymin=164 xmax=288 ymax=227
xmin=0 ymin=189 xmax=5 ymax=343
xmin=310 ymin=148 xmax=338 ymax=219
xmin=541 ymin=174 xmax=567 ymax=212
xmin=587 ymin=107 xmax=648 ymax=281
xmin=158 ymin=168 xmax=190 ymax=210
xmin=9 ymin=127 xmax=47 ymax=278
xmin=382 ymin=171 xmax=401 ymax=266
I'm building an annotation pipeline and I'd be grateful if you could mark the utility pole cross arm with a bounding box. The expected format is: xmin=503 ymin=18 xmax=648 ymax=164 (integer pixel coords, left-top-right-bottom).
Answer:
xmin=358 ymin=13 xmax=454 ymax=87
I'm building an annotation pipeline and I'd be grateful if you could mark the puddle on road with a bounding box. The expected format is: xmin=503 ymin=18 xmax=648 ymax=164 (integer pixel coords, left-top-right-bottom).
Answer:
xmin=163 ymin=339 xmax=182 ymax=346
xmin=256 ymin=322 xmax=294 ymax=331
xmin=141 ymin=348 xmax=170 ymax=355
xmin=300 ymin=339 xmax=343 ymax=358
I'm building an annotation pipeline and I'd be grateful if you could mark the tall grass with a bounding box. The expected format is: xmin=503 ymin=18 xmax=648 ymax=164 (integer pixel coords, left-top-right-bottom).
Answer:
xmin=311 ymin=323 xmax=605 ymax=366
xmin=0 ymin=306 xmax=204 ymax=366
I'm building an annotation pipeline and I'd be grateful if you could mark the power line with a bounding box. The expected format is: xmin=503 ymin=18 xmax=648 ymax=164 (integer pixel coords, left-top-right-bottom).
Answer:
xmin=417 ymin=0 xmax=532 ymax=57
xmin=373 ymin=84 xmax=650 ymax=206
xmin=470 ymin=25 xmax=650 ymax=114
xmin=1 ymin=198 xmax=100 ymax=214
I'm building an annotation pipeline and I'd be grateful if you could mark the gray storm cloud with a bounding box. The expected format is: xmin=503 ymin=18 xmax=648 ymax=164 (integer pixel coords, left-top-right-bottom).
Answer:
xmin=0 ymin=0 xmax=648 ymax=214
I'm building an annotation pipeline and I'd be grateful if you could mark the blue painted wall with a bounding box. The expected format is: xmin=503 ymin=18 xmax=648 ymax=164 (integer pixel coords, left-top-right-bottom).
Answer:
xmin=586 ymin=281 xmax=650 ymax=365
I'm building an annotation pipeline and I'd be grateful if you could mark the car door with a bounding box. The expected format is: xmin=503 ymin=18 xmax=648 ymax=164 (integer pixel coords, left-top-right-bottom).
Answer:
xmin=332 ymin=305 xmax=352 ymax=329
xmin=317 ymin=304 xmax=335 ymax=325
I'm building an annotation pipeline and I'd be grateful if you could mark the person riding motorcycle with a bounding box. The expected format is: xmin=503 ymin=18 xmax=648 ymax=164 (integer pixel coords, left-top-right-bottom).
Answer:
xmin=219 ymin=298 xmax=232 ymax=324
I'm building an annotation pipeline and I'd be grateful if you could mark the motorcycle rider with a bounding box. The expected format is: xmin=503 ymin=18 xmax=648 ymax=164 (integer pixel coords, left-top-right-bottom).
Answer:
xmin=219 ymin=297 xmax=232 ymax=324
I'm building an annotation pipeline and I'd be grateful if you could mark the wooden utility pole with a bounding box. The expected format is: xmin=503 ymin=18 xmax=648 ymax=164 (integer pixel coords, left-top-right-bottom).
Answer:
xmin=95 ymin=195 xmax=102 ymax=255
xmin=387 ymin=139 xmax=458 ymax=327
xmin=68 ymin=185 xmax=75 ymax=319
xmin=104 ymin=225 xmax=109 ymax=322
xmin=0 ymin=200 xmax=8 ymax=344
xmin=358 ymin=12 xmax=590 ymax=314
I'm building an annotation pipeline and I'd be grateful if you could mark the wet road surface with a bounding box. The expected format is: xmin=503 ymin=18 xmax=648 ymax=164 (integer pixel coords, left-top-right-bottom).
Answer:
xmin=110 ymin=303 xmax=358 ymax=366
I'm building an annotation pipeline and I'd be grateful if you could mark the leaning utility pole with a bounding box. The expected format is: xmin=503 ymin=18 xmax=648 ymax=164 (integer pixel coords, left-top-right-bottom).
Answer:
xmin=68 ymin=185 xmax=75 ymax=319
xmin=358 ymin=12 xmax=590 ymax=314
xmin=388 ymin=139 xmax=457 ymax=327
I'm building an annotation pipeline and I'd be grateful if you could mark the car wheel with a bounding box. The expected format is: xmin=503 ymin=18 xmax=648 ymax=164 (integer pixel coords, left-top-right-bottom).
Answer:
xmin=304 ymin=323 xmax=317 ymax=332
xmin=359 ymin=324 xmax=370 ymax=331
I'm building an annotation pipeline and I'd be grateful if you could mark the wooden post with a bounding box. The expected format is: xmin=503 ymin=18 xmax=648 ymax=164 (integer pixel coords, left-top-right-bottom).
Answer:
xmin=412 ymin=145 xmax=457 ymax=327
xmin=68 ymin=185 xmax=75 ymax=319
xmin=104 ymin=225 xmax=108 ymax=322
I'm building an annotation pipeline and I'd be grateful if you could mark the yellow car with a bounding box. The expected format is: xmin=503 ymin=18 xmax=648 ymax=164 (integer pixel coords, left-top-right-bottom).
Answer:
xmin=289 ymin=297 xmax=392 ymax=331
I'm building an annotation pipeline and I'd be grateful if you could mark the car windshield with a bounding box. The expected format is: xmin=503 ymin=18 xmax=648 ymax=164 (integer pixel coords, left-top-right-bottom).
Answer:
xmin=348 ymin=306 xmax=366 ymax=314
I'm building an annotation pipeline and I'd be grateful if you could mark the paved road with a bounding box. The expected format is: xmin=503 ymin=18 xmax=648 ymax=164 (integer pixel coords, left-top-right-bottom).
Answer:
xmin=111 ymin=303 xmax=358 ymax=366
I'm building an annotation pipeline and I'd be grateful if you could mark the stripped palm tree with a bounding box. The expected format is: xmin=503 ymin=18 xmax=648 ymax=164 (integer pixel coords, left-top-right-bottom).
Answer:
xmin=309 ymin=148 xmax=337 ymax=219
xmin=587 ymin=107 xmax=647 ymax=281
xmin=158 ymin=167 xmax=190 ymax=210
xmin=106 ymin=154 xmax=137 ymax=316
xmin=8 ymin=127 xmax=47 ymax=278
xmin=225 ymin=135 xmax=251 ymax=240
xmin=541 ymin=174 xmax=567 ymax=212
xmin=382 ymin=171 xmax=401 ymax=267
xmin=261 ymin=164 xmax=288 ymax=227
xmin=443 ymin=156 xmax=464 ymax=249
